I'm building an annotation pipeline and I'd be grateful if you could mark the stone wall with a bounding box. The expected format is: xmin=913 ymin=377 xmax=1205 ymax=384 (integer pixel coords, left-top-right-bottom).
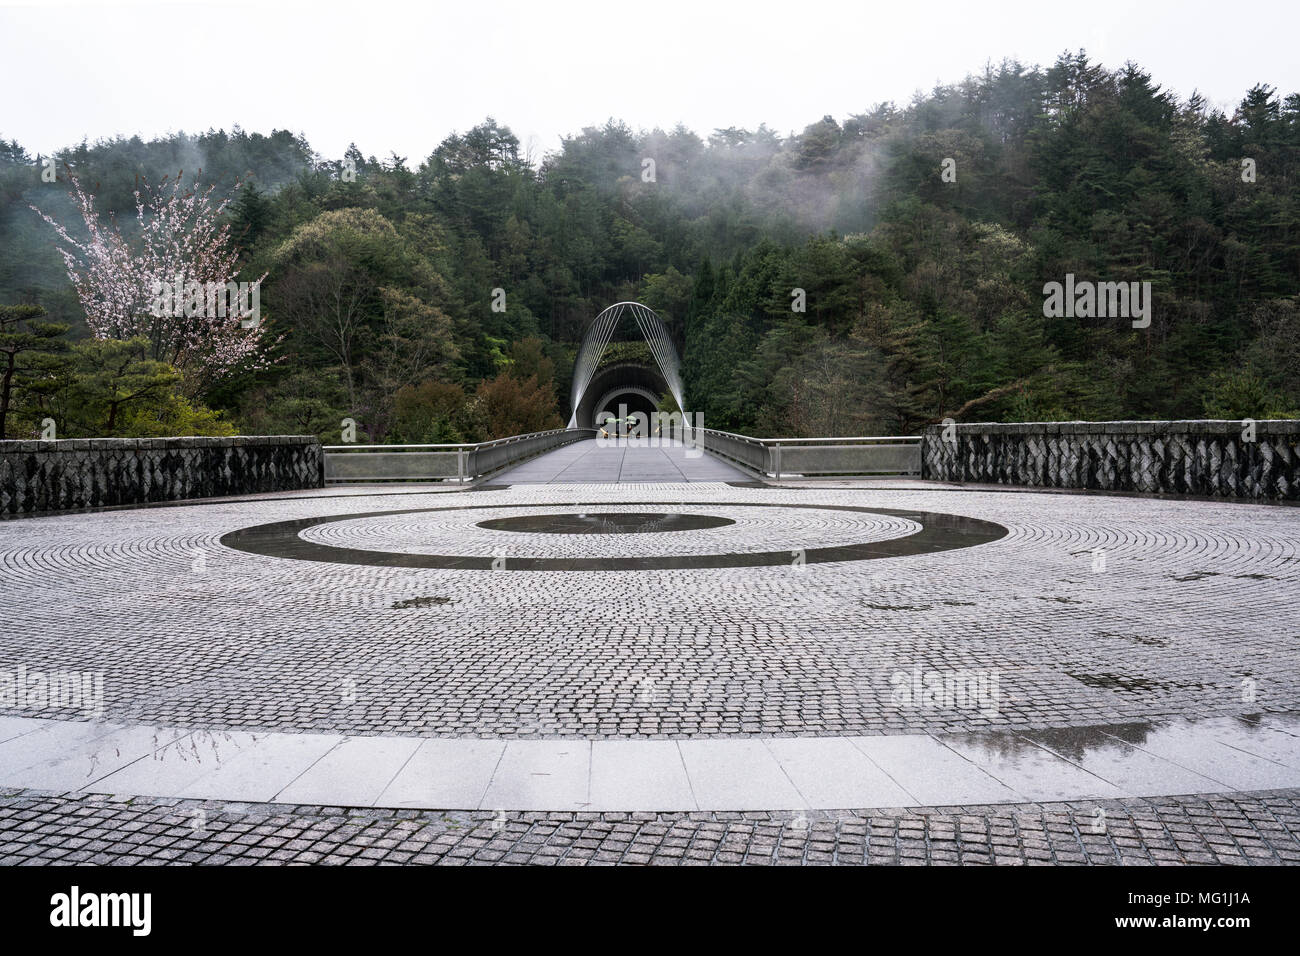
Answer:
xmin=0 ymin=436 xmax=324 ymax=517
xmin=921 ymin=420 xmax=1300 ymax=501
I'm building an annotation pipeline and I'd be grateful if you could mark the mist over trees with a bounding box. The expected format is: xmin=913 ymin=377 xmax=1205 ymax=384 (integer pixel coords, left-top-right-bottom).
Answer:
xmin=1 ymin=51 xmax=1298 ymax=441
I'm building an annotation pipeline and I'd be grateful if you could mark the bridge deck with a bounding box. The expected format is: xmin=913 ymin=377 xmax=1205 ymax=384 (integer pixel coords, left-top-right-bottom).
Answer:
xmin=496 ymin=438 xmax=746 ymax=483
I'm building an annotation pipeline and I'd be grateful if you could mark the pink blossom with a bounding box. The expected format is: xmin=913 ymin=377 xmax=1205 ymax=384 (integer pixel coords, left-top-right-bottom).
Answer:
xmin=32 ymin=170 xmax=279 ymax=393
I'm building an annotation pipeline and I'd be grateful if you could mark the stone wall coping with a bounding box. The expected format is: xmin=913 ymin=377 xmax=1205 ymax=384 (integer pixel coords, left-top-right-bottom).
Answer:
xmin=0 ymin=436 xmax=325 ymax=516
xmin=0 ymin=435 xmax=320 ymax=453
xmin=922 ymin=420 xmax=1300 ymax=436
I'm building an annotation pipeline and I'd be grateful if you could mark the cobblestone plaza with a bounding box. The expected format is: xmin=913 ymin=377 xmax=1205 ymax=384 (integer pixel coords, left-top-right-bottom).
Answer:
xmin=2 ymin=445 xmax=1299 ymax=865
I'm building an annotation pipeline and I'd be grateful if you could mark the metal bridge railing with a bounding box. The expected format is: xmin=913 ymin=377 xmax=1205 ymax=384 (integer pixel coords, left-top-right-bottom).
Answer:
xmin=323 ymin=428 xmax=596 ymax=483
xmin=691 ymin=428 xmax=922 ymax=479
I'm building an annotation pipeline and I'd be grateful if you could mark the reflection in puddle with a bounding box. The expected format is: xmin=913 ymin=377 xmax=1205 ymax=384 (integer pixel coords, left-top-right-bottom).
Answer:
xmin=476 ymin=512 xmax=736 ymax=535
xmin=1066 ymin=672 xmax=1205 ymax=694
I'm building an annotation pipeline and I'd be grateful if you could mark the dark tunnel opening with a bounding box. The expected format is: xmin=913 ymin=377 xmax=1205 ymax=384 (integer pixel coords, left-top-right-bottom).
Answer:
xmin=573 ymin=362 xmax=670 ymax=429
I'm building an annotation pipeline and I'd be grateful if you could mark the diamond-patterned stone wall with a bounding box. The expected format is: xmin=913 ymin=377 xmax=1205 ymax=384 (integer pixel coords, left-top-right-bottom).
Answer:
xmin=0 ymin=436 xmax=324 ymax=517
xmin=921 ymin=420 xmax=1300 ymax=501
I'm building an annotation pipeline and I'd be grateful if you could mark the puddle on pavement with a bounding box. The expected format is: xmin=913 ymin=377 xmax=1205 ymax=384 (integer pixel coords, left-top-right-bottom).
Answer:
xmin=1066 ymin=672 xmax=1205 ymax=693
xmin=391 ymin=596 xmax=454 ymax=609
xmin=476 ymin=512 xmax=735 ymax=534
xmin=1097 ymin=631 xmax=1170 ymax=647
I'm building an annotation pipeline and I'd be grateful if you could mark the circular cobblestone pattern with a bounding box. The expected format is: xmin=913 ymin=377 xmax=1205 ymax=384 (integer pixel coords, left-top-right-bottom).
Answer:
xmin=0 ymin=483 xmax=1296 ymax=739
xmin=220 ymin=500 xmax=1006 ymax=569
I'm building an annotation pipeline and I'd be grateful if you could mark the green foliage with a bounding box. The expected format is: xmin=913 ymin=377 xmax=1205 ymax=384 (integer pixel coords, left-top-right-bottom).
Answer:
xmin=505 ymin=336 xmax=556 ymax=388
xmin=116 ymin=393 xmax=237 ymax=437
xmin=390 ymin=381 xmax=471 ymax=444
xmin=596 ymin=341 xmax=654 ymax=369
xmin=238 ymin=367 xmax=349 ymax=444
xmin=24 ymin=337 xmax=233 ymax=438
xmin=5 ymin=56 xmax=1300 ymax=440
xmin=1201 ymin=370 xmax=1299 ymax=420
xmin=0 ymin=303 xmax=69 ymax=438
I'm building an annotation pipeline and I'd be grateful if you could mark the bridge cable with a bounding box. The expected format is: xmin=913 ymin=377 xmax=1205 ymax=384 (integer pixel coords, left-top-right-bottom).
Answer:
xmin=568 ymin=302 xmax=685 ymax=427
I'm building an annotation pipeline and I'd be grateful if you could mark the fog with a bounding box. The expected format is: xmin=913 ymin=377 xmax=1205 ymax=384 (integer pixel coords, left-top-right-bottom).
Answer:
xmin=3 ymin=0 xmax=1297 ymax=164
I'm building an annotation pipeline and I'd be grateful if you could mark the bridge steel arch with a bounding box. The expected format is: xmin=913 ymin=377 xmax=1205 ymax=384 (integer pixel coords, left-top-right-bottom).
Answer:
xmin=567 ymin=301 xmax=685 ymax=428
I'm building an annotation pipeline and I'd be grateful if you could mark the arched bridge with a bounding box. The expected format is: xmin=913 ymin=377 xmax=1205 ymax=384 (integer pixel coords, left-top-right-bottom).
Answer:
xmin=321 ymin=300 xmax=922 ymax=483
xmin=567 ymin=301 xmax=685 ymax=429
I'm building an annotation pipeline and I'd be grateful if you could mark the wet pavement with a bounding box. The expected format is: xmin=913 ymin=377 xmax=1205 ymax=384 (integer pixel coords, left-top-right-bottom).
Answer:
xmin=3 ymin=477 xmax=1298 ymax=864
xmin=2 ymin=482 xmax=1295 ymax=740
xmin=495 ymin=439 xmax=747 ymax=483
xmin=4 ymin=786 xmax=1299 ymax=866
xmin=2 ymin=712 xmax=1298 ymax=811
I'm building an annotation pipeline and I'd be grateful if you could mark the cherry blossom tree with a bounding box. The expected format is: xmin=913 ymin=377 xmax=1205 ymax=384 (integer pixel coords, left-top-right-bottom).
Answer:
xmin=32 ymin=170 xmax=274 ymax=395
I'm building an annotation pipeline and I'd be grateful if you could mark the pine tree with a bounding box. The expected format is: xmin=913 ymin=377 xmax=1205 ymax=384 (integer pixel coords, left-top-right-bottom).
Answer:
xmin=0 ymin=304 xmax=69 ymax=438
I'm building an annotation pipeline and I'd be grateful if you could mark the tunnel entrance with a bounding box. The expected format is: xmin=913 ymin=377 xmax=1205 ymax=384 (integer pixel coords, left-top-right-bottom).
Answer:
xmin=594 ymin=388 xmax=658 ymax=424
xmin=573 ymin=361 xmax=670 ymax=429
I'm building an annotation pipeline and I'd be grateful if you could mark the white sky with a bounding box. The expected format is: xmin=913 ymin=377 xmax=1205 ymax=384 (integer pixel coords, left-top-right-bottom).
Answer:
xmin=2 ymin=0 xmax=1297 ymax=163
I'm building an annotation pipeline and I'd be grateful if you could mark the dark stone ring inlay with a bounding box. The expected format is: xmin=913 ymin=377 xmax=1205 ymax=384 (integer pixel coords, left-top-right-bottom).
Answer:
xmin=219 ymin=501 xmax=1008 ymax=571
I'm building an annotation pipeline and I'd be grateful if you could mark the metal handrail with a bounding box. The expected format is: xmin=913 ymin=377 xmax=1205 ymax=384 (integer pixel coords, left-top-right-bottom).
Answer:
xmin=323 ymin=428 xmax=580 ymax=452
xmin=323 ymin=428 xmax=595 ymax=483
xmin=322 ymin=424 xmax=918 ymax=483
xmin=689 ymin=426 xmax=921 ymax=479
xmin=749 ymin=435 xmax=922 ymax=445
xmin=690 ymin=427 xmax=921 ymax=446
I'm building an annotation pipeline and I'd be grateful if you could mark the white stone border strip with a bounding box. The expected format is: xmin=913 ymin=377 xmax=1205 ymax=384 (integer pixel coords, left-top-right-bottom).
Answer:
xmin=1 ymin=714 xmax=1298 ymax=812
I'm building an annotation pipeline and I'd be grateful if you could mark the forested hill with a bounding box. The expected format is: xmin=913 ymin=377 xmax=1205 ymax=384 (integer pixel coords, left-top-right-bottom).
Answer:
xmin=2 ymin=52 xmax=1297 ymax=442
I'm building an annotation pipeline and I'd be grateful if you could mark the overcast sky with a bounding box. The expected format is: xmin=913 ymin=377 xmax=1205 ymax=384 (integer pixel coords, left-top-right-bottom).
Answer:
xmin=3 ymin=0 xmax=1298 ymax=164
